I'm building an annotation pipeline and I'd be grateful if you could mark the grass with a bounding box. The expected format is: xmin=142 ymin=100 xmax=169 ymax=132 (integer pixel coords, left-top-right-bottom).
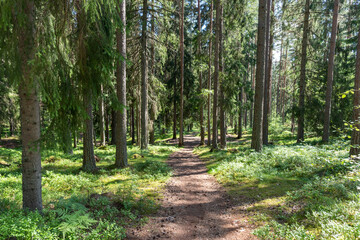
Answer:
xmin=194 ymin=123 xmax=360 ymax=240
xmin=0 ymin=136 xmax=178 ymax=240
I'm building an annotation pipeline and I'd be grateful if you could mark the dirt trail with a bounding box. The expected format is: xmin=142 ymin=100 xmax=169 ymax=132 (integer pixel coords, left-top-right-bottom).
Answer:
xmin=126 ymin=136 xmax=256 ymax=240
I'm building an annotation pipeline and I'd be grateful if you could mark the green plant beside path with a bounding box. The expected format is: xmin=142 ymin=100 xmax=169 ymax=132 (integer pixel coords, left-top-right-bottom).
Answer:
xmin=194 ymin=129 xmax=360 ymax=239
xmin=0 ymin=141 xmax=177 ymax=239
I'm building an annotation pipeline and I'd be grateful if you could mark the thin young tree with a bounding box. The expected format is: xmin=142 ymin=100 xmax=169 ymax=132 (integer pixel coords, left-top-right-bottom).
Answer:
xmin=219 ymin=4 xmax=226 ymax=149
xmin=322 ymin=0 xmax=340 ymax=142
xmin=251 ymin=0 xmax=267 ymax=151
xmin=212 ymin=0 xmax=221 ymax=150
xmin=350 ymin=26 xmax=360 ymax=156
xmin=99 ymin=84 xmax=106 ymax=146
xmin=179 ymin=0 xmax=185 ymax=146
xmin=297 ymin=0 xmax=310 ymax=143
xmin=141 ymin=0 xmax=149 ymax=149
xmin=207 ymin=0 xmax=213 ymax=147
xmin=198 ymin=0 xmax=205 ymax=145
xmin=263 ymin=0 xmax=273 ymax=145
xmin=16 ymin=0 xmax=42 ymax=211
xmin=115 ymin=0 xmax=128 ymax=168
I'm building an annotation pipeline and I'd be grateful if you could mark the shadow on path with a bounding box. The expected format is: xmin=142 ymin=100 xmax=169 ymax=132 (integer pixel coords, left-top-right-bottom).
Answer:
xmin=126 ymin=135 xmax=257 ymax=240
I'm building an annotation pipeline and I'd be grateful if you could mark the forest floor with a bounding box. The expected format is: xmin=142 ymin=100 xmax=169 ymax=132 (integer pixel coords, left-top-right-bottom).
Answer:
xmin=126 ymin=135 xmax=257 ymax=240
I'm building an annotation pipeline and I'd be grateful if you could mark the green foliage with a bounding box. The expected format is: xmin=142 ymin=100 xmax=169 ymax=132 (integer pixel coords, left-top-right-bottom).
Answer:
xmin=254 ymin=221 xmax=316 ymax=240
xmin=195 ymin=124 xmax=360 ymax=239
xmin=0 ymin=141 xmax=177 ymax=239
xmin=134 ymin=159 xmax=172 ymax=179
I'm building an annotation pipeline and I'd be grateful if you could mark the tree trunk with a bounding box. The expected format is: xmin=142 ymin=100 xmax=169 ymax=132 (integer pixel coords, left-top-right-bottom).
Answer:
xmin=281 ymin=46 xmax=288 ymax=123
xmin=111 ymin=110 xmax=116 ymax=145
xmin=99 ymin=84 xmax=106 ymax=146
xmin=149 ymin=8 xmax=156 ymax=146
xmin=207 ymin=0 xmax=213 ymax=147
xmin=131 ymin=103 xmax=135 ymax=144
xmin=244 ymin=92 xmax=248 ymax=128
xmin=115 ymin=0 xmax=128 ymax=168
xmin=18 ymin=0 xmax=42 ymax=211
xmin=263 ymin=0 xmax=274 ymax=145
xmin=251 ymin=0 xmax=267 ymax=151
xmin=350 ymin=27 xmax=360 ymax=156
xmin=322 ymin=0 xmax=339 ymax=142
xmin=105 ymin=109 xmax=110 ymax=143
xmin=179 ymin=0 xmax=185 ymax=147
xmin=219 ymin=4 xmax=226 ymax=149
xmin=75 ymin=0 xmax=97 ymax=172
xmin=198 ymin=0 xmax=205 ymax=145
xmin=137 ymin=100 xmax=141 ymax=146
xmin=277 ymin=39 xmax=283 ymax=116
xmin=173 ymin=76 xmax=177 ymax=139
xmin=291 ymin=62 xmax=296 ymax=133
xmin=250 ymin=64 xmax=255 ymax=128
xmin=297 ymin=0 xmax=310 ymax=143
xmin=74 ymin=130 xmax=77 ymax=148
xmin=212 ymin=0 xmax=221 ymax=150
xmin=93 ymin=127 xmax=97 ymax=147
xmin=82 ymin=90 xmax=97 ymax=172
xmin=141 ymin=0 xmax=149 ymax=150
xmin=237 ymin=90 xmax=242 ymax=139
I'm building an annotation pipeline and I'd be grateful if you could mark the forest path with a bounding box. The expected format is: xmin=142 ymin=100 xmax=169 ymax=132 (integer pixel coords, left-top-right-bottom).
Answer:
xmin=126 ymin=135 xmax=256 ymax=240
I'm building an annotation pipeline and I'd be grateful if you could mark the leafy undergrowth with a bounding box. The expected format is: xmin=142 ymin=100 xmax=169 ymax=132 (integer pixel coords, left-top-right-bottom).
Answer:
xmin=195 ymin=130 xmax=360 ymax=240
xmin=0 ymin=141 xmax=177 ymax=239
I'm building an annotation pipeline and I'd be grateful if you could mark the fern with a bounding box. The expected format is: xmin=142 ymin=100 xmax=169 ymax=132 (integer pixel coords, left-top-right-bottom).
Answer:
xmin=58 ymin=211 xmax=97 ymax=239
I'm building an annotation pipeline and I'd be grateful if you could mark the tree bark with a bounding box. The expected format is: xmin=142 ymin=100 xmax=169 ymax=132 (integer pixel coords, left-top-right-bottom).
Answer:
xmin=141 ymin=0 xmax=149 ymax=149
xmin=131 ymin=103 xmax=135 ymax=144
xmin=137 ymin=100 xmax=141 ymax=146
xmin=149 ymin=7 xmax=156 ymax=145
xmin=237 ymin=89 xmax=242 ymax=139
xmin=263 ymin=0 xmax=273 ymax=145
xmin=99 ymin=84 xmax=106 ymax=146
xmin=173 ymin=75 xmax=177 ymax=139
xmin=82 ymin=91 xmax=97 ymax=172
xmin=115 ymin=0 xmax=128 ymax=168
xmin=74 ymin=130 xmax=77 ymax=148
xmin=219 ymin=4 xmax=226 ymax=149
xmin=198 ymin=0 xmax=205 ymax=145
xmin=17 ymin=0 xmax=42 ymax=211
xmin=111 ymin=110 xmax=116 ymax=145
xmin=250 ymin=64 xmax=255 ymax=128
xmin=207 ymin=0 xmax=213 ymax=147
xmin=212 ymin=0 xmax=221 ymax=150
xmin=350 ymin=27 xmax=360 ymax=156
xmin=75 ymin=0 xmax=97 ymax=172
xmin=251 ymin=0 xmax=267 ymax=151
xmin=322 ymin=0 xmax=339 ymax=142
xmin=297 ymin=0 xmax=310 ymax=143
xmin=105 ymin=108 xmax=109 ymax=143
xmin=179 ymin=0 xmax=185 ymax=147
xmin=281 ymin=46 xmax=288 ymax=123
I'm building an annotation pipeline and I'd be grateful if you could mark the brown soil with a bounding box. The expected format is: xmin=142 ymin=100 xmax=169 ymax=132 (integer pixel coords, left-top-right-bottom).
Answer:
xmin=126 ymin=136 xmax=257 ymax=240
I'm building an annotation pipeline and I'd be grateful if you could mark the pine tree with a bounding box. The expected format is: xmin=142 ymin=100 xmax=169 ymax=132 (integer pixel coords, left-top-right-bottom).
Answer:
xmin=17 ymin=0 xmax=43 ymax=211
xmin=322 ymin=0 xmax=340 ymax=142
xmin=297 ymin=0 xmax=310 ymax=143
xmin=251 ymin=0 xmax=267 ymax=151
xmin=350 ymin=26 xmax=360 ymax=156
xmin=179 ymin=0 xmax=185 ymax=147
xmin=115 ymin=0 xmax=128 ymax=168
xmin=141 ymin=0 xmax=149 ymax=150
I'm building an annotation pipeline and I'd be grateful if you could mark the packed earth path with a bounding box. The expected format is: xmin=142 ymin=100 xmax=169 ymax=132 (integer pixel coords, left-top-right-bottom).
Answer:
xmin=126 ymin=135 xmax=257 ymax=240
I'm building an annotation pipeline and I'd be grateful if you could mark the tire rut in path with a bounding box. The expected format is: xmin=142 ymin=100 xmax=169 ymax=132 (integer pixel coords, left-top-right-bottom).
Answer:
xmin=126 ymin=136 xmax=256 ymax=240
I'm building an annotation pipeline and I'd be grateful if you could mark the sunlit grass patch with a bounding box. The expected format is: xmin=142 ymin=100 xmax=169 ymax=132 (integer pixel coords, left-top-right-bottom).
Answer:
xmin=0 ymin=140 xmax=178 ymax=239
xmin=195 ymin=130 xmax=360 ymax=239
